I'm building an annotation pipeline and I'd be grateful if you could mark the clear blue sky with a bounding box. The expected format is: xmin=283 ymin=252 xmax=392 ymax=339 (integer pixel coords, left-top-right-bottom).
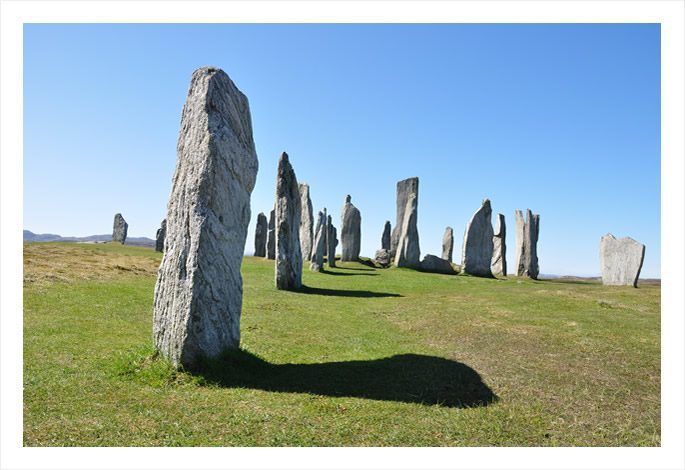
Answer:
xmin=23 ymin=23 xmax=660 ymax=277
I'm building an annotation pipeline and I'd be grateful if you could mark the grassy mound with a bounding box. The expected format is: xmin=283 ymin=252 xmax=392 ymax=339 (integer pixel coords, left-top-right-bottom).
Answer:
xmin=23 ymin=242 xmax=660 ymax=446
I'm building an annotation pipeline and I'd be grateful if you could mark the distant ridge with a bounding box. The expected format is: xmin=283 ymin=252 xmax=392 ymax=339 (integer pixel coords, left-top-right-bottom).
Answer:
xmin=23 ymin=230 xmax=155 ymax=247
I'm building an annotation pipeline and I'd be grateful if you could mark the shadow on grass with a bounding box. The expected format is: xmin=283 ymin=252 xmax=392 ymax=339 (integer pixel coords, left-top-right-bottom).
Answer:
xmin=191 ymin=350 xmax=498 ymax=409
xmin=298 ymin=285 xmax=401 ymax=298
xmin=334 ymin=265 xmax=376 ymax=271
xmin=321 ymin=270 xmax=378 ymax=277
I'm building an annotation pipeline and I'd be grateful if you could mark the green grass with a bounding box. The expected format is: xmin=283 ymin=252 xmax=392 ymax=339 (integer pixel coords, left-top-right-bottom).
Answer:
xmin=23 ymin=242 xmax=660 ymax=446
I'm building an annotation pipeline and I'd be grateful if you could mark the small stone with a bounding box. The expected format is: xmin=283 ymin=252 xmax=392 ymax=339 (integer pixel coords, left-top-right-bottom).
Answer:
xmin=112 ymin=213 xmax=128 ymax=244
xmin=600 ymin=234 xmax=645 ymax=287
xmin=461 ymin=199 xmax=494 ymax=277
xmin=420 ymin=254 xmax=457 ymax=275
xmin=155 ymin=219 xmax=166 ymax=252
xmin=275 ymin=152 xmax=302 ymax=290
xmin=374 ymin=248 xmax=391 ymax=268
xmin=394 ymin=194 xmax=421 ymax=269
xmin=442 ymin=226 xmax=453 ymax=262
xmin=340 ymin=195 xmax=361 ymax=261
xmin=381 ymin=221 xmax=391 ymax=251
xmin=254 ymin=212 xmax=267 ymax=257
xmin=391 ymin=177 xmax=419 ymax=258
xmin=327 ymin=215 xmax=338 ymax=268
xmin=515 ymin=209 xmax=540 ymax=279
xmin=152 ymin=66 xmax=258 ymax=368
xmin=266 ymin=209 xmax=275 ymax=260
xmin=491 ymin=214 xmax=507 ymax=276
xmin=299 ymin=183 xmax=314 ymax=262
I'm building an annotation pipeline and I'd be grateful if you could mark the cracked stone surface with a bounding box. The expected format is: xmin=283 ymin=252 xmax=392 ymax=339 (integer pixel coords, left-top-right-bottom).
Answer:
xmin=461 ymin=199 xmax=494 ymax=278
xmin=112 ymin=213 xmax=128 ymax=244
xmin=515 ymin=208 xmax=540 ymax=279
xmin=275 ymin=152 xmax=302 ymax=289
xmin=299 ymin=183 xmax=313 ymax=262
xmin=390 ymin=177 xmax=419 ymax=258
xmin=600 ymin=234 xmax=645 ymax=287
xmin=491 ymin=214 xmax=507 ymax=276
xmin=394 ymin=193 xmax=420 ymax=269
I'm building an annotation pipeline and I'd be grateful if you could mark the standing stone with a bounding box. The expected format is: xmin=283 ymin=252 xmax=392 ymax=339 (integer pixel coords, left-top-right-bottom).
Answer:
xmin=299 ymin=183 xmax=314 ymax=262
xmin=340 ymin=195 xmax=361 ymax=261
xmin=254 ymin=212 xmax=267 ymax=257
xmin=461 ymin=199 xmax=494 ymax=277
xmin=327 ymin=215 xmax=338 ymax=268
xmin=310 ymin=210 xmax=327 ymax=272
xmin=394 ymin=194 xmax=421 ymax=268
xmin=515 ymin=209 xmax=540 ymax=279
xmin=420 ymin=254 xmax=457 ymax=275
xmin=491 ymin=214 xmax=507 ymax=276
xmin=390 ymin=177 xmax=419 ymax=257
xmin=266 ymin=209 xmax=275 ymax=260
xmin=112 ymin=213 xmax=128 ymax=244
xmin=374 ymin=249 xmax=391 ymax=268
xmin=442 ymin=226 xmax=454 ymax=262
xmin=155 ymin=219 xmax=166 ymax=252
xmin=152 ymin=67 xmax=258 ymax=369
xmin=600 ymin=234 xmax=645 ymax=287
xmin=381 ymin=221 xmax=391 ymax=251
xmin=275 ymin=152 xmax=302 ymax=290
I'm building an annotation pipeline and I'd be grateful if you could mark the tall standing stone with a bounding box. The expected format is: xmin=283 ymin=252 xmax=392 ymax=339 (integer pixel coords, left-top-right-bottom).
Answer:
xmin=340 ymin=195 xmax=361 ymax=261
xmin=442 ymin=226 xmax=454 ymax=262
xmin=266 ymin=209 xmax=275 ymax=260
xmin=299 ymin=183 xmax=314 ymax=262
xmin=155 ymin=219 xmax=166 ymax=252
xmin=600 ymin=234 xmax=645 ymax=287
xmin=310 ymin=210 xmax=327 ymax=272
xmin=327 ymin=215 xmax=338 ymax=268
xmin=381 ymin=221 xmax=391 ymax=251
xmin=515 ymin=209 xmax=540 ymax=279
xmin=254 ymin=212 xmax=267 ymax=257
xmin=491 ymin=214 xmax=507 ymax=276
xmin=112 ymin=213 xmax=128 ymax=244
xmin=275 ymin=152 xmax=302 ymax=290
xmin=461 ymin=199 xmax=494 ymax=277
xmin=152 ymin=67 xmax=258 ymax=368
xmin=390 ymin=177 xmax=419 ymax=257
xmin=394 ymin=194 xmax=421 ymax=268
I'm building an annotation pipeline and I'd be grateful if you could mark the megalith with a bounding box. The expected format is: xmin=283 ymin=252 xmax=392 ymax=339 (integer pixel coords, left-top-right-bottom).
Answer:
xmin=327 ymin=215 xmax=338 ymax=268
xmin=152 ymin=67 xmax=258 ymax=368
xmin=461 ymin=199 xmax=494 ymax=277
xmin=310 ymin=209 xmax=327 ymax=272
xmin=299 ymin=183 xmax=314 ymax=262
xmin=112 ymin=213 xmax=128 ymax=244
xmin=266 ymin=209 xmax=275 ymax=260
xmin=374 ymin=249 xmax=391 ymax=268
xmin=491 ymin=214 xmax=507 ymax=276
xmin=390 ymin=177 xmax=419 ymax=257
xmin=515 ymin=209 xmax=540 ymax=279
xmin=254 ymin=212 xmax=267 ymax=257
xmin=442 ymin=226 xmax=454 ymax=262
xmin=600 ymin=234 xmax=645 ymax=287
xmin=340 ymin=195 xmax=361 ymax=261
xmin=394 ymin=194 xmax=421 ymax=268
xmin=381 ymin=221 xmax=391 ymax=251
xmin=275 ymin=152 xmax=302 ymax=290
xmin=420 ymin=254 xmax=457 ymax=275
xmin=155 ymin=219 xmax=166 ymax=252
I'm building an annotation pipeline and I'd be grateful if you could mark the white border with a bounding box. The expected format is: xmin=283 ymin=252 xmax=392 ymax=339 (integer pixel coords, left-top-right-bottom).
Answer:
xmin=2 ymin=1 xmax=683 ymax=469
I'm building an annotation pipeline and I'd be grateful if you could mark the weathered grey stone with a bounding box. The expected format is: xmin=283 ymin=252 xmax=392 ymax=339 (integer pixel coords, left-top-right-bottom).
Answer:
xmin=340 ymin=195 xmax=361 ymax=261
xmin=420 ymin=254 xmax=457 ymax=275
xmin=390 ymin=177 xmax=419 ymax=257
xmin=442 ymin=226 xmax=453 ymax=262
xmin=491 ymin=214 xmax=507 ymax=276
xmin=374 ymin=248 xmax=391 ymax=268
xmin=254 ymin=212 xmax=267 ymax=257
xmin=155 ymin=219 xmax=166 ymax=252
xmin=515 ymin=209 xmax=540 ymax=279
xmin=310 ymin=209 xmax=327 ymax=272
xmin=112 ymin=213 xmax=128 ymax=244
xmin=381 ymin=221 xmax=391 ymax=251
xmin=327 ymin=215 xmax=338 ymax=268
xmin=275 ymin=152 xmax=302 ymax=289
xmin=461 ymin=199 xmax=494 ymax=277
xmin=600 ymin=234 xmax=645 ymax=287
xmin=152 ymin=67 xmax=258 ymax=369
xmin=299 ymin=183 xmax=314 ymax=262
xmin=266 ymin=209 xmax=275 ymax=260
xmin=394 ymin=194 xmax=421 ymax=268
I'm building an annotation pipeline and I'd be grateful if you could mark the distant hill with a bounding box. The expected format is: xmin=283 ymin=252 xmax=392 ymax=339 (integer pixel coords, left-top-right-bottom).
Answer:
xmin=23 ymin=230 xmax=155 ymax=247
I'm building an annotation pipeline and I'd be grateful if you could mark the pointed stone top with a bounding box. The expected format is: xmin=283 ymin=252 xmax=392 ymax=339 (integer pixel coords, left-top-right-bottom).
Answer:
xmin=445 ymin=225 xmax=453 ymax=231
xmin=482 ymin=198 xmax=491 ymax=207
xmin=280 ymin=151 xmax=289 ymax=162
xmin=345 ymin=195 xmax=352 ymax=203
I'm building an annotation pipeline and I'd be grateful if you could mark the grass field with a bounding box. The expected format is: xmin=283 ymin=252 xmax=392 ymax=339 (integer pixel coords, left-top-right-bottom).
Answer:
xmin=23 ymin=242 xmax=660 ymax=446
